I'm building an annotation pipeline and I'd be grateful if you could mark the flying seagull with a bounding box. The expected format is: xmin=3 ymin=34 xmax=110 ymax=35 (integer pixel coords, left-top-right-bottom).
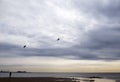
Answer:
xmin=57 ymin=38 xmax=60 ymax=41
xmin=23 ymin=45 xmax=26 ymax=48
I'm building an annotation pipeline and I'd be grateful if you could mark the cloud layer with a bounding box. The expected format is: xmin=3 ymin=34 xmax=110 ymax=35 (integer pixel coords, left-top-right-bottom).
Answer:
xmin=0 ymin=0 xmax=120 ymax=61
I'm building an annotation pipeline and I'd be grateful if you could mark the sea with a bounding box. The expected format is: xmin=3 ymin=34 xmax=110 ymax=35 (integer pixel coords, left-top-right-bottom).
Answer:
xmin=0 ymin=72 xmax=120 ymax=82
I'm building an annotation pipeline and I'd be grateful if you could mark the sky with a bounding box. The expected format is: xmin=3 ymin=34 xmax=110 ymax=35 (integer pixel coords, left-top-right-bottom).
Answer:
xmin=0 ymin=0 xmax=120 ymax=72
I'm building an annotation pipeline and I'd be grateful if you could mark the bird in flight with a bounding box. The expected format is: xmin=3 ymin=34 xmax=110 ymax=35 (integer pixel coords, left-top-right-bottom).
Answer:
xmin=57 ymin=38 xmax=60 ymax=41
xmin=23 ymin=45 xmax=26 ymax=48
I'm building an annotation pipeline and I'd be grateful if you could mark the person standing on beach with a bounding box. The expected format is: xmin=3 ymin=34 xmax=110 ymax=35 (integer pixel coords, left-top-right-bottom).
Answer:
xmin=9 ymin=72 xmax=12 ymax=78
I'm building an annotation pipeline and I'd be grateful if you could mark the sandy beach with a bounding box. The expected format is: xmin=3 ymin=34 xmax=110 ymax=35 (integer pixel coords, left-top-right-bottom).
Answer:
xmin=0 ymin=77 xmax=77 ymax=82
xmin=0 ymin=77 xmax=116 ymax=82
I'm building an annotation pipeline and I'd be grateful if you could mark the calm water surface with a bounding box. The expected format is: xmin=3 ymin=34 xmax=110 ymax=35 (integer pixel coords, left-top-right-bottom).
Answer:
xmin=0 ymin=72 xmax=120 ymax=82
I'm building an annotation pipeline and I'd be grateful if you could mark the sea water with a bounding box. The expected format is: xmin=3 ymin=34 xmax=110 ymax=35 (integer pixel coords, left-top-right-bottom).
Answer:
xmin=0 ymin=72 xmax=120 ymax=82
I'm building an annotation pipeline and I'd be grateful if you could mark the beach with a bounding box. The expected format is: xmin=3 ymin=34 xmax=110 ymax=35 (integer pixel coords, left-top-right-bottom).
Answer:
xmin=0 ymin=77 xmax=116 ymax=82
xmin=0 ymin=77 xmax=76 ymax=82
xmin=0 ymin=72 xmax=119 ymax=82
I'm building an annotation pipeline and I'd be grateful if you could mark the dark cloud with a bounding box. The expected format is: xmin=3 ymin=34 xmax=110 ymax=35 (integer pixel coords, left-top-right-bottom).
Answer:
xmin=86 ymin=25 xmax=120 ymax=49
xmin=0 ymin=36 xmax=120 ymax=60
xmin=0 ymin=0 xmax=120 ymax=61
xmin=74 ymin=25 xmax=120 ymax=60
xmin=73 ymin=0 xmax=120 ymax=23
xmin=0 ymin=42 xmax=19 ymax=51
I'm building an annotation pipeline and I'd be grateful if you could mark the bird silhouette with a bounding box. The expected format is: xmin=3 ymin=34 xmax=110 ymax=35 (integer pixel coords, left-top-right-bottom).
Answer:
xmin=23 ymin=45 xmax=26 ymax=48
xmin=57 ymin=38 xmax=60 ymax=41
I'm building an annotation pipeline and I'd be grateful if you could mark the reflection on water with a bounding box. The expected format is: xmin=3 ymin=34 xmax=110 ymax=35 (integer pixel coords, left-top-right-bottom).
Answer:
xmin=75 ymin=77 xmax=115 ymax=82
xmin=94 ymin=78 xmax=115 ymax=82
xmin=0 ymin=72 xmax=119 ymax=82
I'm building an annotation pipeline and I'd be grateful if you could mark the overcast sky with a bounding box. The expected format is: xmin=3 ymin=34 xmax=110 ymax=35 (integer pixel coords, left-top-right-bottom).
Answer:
xmin=0 ymin=0 xmax=120 ymax=72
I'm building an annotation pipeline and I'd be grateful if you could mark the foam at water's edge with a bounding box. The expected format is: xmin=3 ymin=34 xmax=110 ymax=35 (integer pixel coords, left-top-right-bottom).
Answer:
xmin=74 ymin=77 xmax=116 ymax=82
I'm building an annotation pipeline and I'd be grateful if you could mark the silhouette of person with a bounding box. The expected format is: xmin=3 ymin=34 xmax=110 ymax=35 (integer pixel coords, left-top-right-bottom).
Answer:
xmin=9 ymin=72 xmax=12 ymax=78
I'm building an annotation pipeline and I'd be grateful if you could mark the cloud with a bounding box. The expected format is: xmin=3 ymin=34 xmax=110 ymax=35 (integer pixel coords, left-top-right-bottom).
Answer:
xmin=0 ymin=0 xmax=120 ymax=61
xmin=73 ymin=0 xmax=120 ymax=24
xmin=0 ymin=0 xmax=81 ymax=48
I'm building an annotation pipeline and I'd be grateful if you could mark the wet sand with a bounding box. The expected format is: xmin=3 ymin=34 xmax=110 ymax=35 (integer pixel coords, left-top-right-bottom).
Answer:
xmin=79 ymin=77 xmax=116 ymax=82
xmin=0 ymin=77 xmax=116 ymax=82
xmin=0 ymin=77 xmax=77 ymax=82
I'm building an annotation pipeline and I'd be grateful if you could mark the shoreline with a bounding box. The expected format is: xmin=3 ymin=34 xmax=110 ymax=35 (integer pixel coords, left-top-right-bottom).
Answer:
xmin=0 ymin=77 xmax=76 ymax=82
xmin=0 ymin=77 xmax=116 ymax=82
